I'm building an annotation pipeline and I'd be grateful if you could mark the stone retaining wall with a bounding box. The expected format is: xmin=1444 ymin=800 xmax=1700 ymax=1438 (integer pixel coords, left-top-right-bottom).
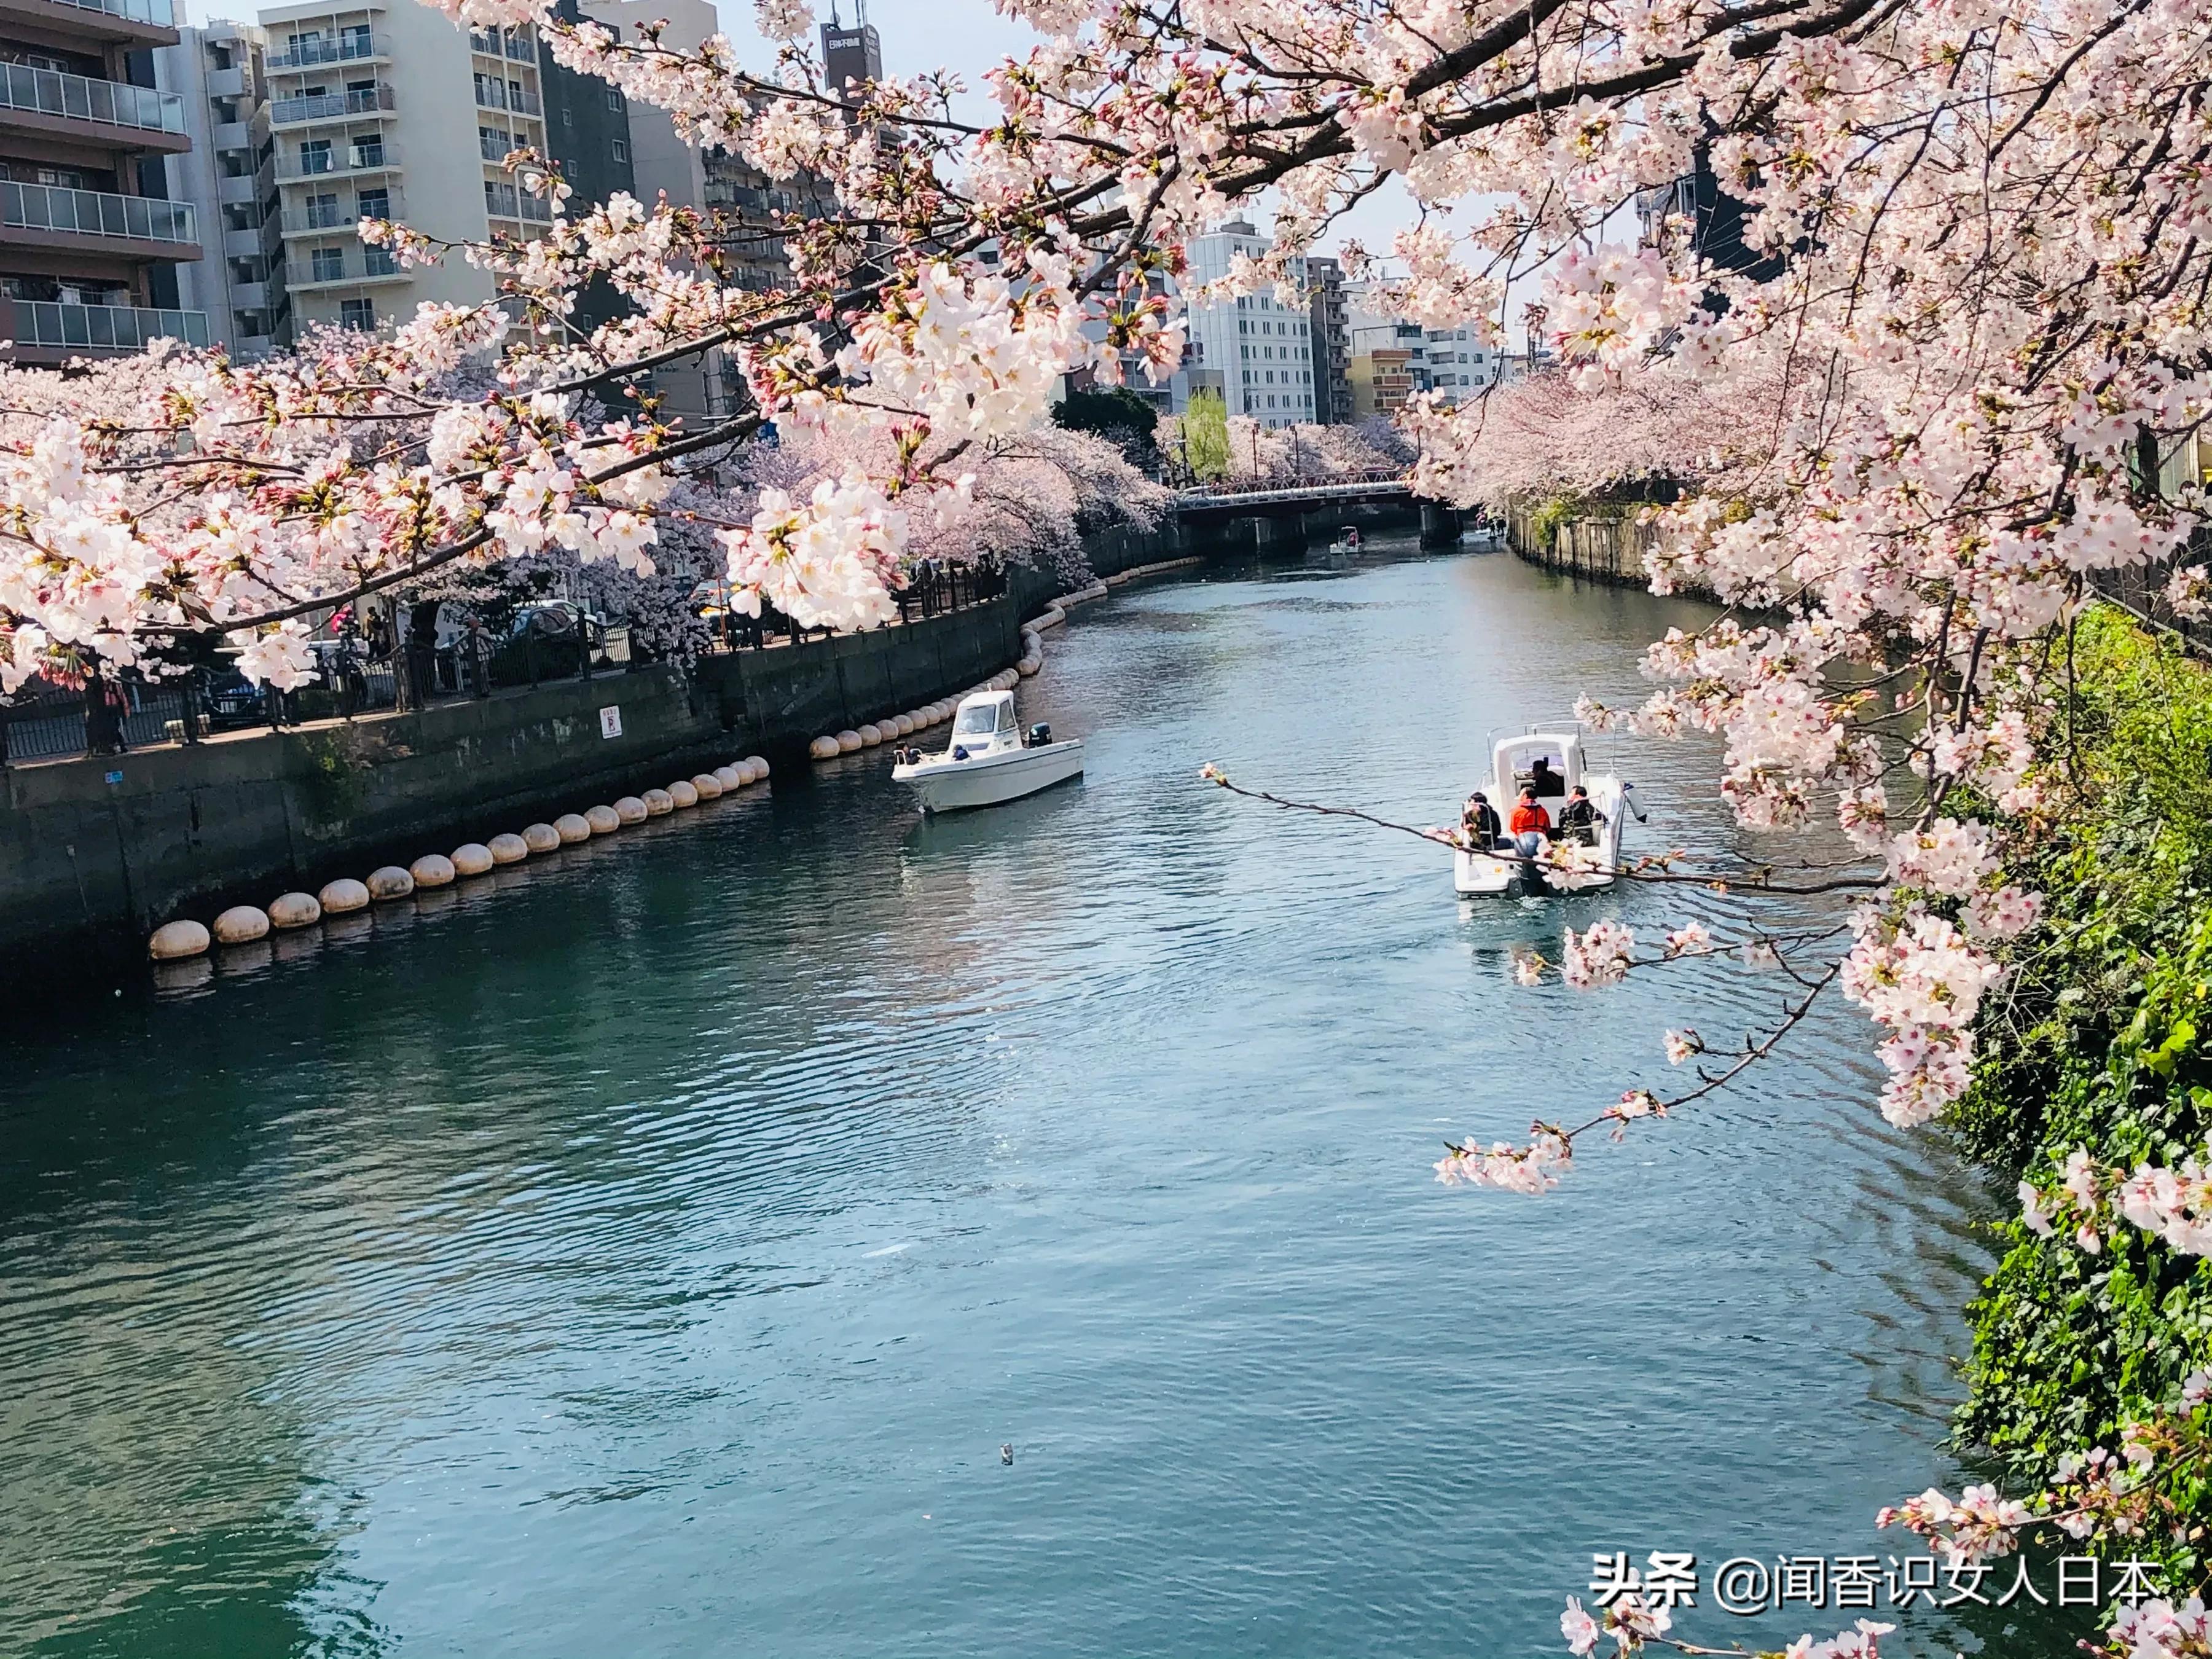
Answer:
xmin=2 ymin=600 xmax=1019 ymax=978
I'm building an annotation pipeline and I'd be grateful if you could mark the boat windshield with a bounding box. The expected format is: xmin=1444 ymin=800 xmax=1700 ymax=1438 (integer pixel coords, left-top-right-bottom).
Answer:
xmin=954 ymin=704 xmax=999 ymax=736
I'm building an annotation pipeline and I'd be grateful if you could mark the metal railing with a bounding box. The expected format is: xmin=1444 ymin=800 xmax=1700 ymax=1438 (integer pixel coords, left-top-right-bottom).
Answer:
xmin=468 ymin=27 xmax=538 ymax=60
xmin=286 ymin=251 xmax=403 ymax=286
xmin=9 ymin=301 xmax=211 ymax=352
xmin=0 ymin=63 xmax=184 ymax=133
xmin=275 ymin=143 xmax=398 ymax=179
xmin=46 ymin=0 xmax=175 ymax=28
xmin=265 ymin=32 xmax=386 ymax=69
xmin=1174 ymin=471 xmax=1408 ymax=508
xmin=269 ymin=85 xmax=393 ymax=125
xmin=280 ymin=194 xmax=395 ymax=233
xmin=473 ymin=80 xmax=540 ymax=116
xmin=2 ymin=181 xmax=195 ymax=245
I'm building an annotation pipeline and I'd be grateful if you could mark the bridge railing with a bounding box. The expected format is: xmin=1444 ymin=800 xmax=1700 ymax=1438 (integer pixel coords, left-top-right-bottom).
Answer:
xmin=1174 ymin=471 xmax=1409 ymax=506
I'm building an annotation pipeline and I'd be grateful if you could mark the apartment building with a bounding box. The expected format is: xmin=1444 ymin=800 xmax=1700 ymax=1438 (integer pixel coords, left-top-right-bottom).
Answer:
xmin=1347 ymin=347 xmax=1413 ymax=418
xmin=159 ymin=18 xmax=286 ymax=356
xmin=256 ymin=0 xmax=550 ymax=337
xmin=1419 ymin=327 xmax=1496 ymax=404
xmin=578 ymin=0 xmax=841 ymax=422
xmin=1184 ymin=219 xmax=1314 ymax=428
xmin=0 ymin=0 xmax=205 ymax=366
xmin=1304 ymin=254 xmax=1352 ymax=425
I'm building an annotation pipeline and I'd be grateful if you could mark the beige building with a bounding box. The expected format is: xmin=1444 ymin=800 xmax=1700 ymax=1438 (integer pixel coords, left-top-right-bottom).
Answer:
xmin=256 ymin=0 xmax=551 ymax=334
xmin=1347 ymin=347 xmax=1413 ymax=419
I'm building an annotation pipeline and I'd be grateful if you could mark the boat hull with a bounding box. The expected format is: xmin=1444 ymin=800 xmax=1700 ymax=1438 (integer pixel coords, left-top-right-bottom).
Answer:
xmin=895 ymin=740 xmax=1085 ymax=812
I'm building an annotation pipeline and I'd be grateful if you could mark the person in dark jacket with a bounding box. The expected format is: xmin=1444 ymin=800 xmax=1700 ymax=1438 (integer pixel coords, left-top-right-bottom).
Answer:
xmin=1462 ymin=790 xmax=1502 ymax=849
xmin=1559 ymin=784 xmax=1607 ymax=846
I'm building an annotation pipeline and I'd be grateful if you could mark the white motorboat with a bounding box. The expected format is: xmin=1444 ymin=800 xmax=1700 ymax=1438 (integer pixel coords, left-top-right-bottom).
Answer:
xmin=1454 ymin=727 xmax=1631 ymax=896
xmin=892 ymin=689 xmax=1084 ymax=812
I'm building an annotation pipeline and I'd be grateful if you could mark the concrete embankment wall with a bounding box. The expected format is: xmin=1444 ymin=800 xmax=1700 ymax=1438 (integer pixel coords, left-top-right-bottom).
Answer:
xmin=2 ymin=600 xmax=1019 ymax=978
xmin=1505 ymin=504 xmax=1719 ymax=602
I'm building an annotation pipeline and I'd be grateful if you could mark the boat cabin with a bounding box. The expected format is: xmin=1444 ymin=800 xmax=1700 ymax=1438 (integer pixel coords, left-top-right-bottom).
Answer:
xmin=949 ymin=691 xmax=1022 ymax=759
xmin=1492 ymin=731 xmax=1585 ymax=817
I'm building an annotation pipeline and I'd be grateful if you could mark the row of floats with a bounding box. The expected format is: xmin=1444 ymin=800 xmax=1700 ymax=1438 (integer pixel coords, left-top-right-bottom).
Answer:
xmin=147 ymin=754 xmax=772 ymax=960
xmin=806 ymin=635 xmax=1043 ymax=763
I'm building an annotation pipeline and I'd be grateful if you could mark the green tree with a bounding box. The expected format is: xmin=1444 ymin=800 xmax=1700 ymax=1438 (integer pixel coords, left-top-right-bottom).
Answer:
xmin=1051 ymin=386 xmax=1162 ymax=470
xmin=1179 ymin=390 xmax=1230 ymax=482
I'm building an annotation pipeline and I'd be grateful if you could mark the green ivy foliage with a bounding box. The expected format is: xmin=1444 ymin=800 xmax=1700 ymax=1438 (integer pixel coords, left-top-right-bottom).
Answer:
xmin=1952 ymin=607 xmax=2212 ymax=1586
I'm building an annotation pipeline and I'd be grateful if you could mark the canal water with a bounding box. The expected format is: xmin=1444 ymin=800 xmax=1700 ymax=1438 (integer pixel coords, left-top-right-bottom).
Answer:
xmin=0 ymin=541 xmax=2063 ymax=1658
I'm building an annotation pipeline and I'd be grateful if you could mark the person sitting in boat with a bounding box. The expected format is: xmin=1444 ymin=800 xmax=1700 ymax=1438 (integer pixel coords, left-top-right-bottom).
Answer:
xmin=1508 ymin=786 xmax=1552 ymax=857
xmin=1462 ymin=790 xmax=1502 ymax=849
xmin=1559 ymin=784 xmax=1607 ymax=846
xmin=1528 ymin=755 xmax=1565 ymax=799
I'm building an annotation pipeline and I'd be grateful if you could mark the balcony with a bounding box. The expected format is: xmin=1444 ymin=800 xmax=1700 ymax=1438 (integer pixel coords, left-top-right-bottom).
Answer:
xmin=468 ymin=26 xmax=538 ymax=61
xmin=204 ymin=64 xmax=246 ymax=98
xmin=230 ymin=279 xmax=269 ymax=310
xmin=269 ymin=85 xmax=394 ymax=127
xmin=285 ymin=251 xmax=407 ymax=288
xmin=4 ymin=299 xmax=208 ymax=357
xmin=473 ymin=81 xmax=539 ymax=117
xmin=275 ymin=142 xmax=399 ymax=181
xmin=1 ymin=181 xmax=197 ymax=254
xmin=279 ymin=190 xmax=399 ymax=235
xmin=0 ymin=62 xmax=187 ymax=144
xmin=6 ymin=0 xmax=178 ymax=42
xmin=264 ymin=33 xmax=388 ymax=71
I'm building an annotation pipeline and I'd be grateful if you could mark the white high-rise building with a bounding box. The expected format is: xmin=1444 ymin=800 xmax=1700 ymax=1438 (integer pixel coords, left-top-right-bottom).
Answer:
xmin=1418 ymin=327 xmax=1497 ymax=404
xmin=1183 ymin=219 xmax=1315 ymax=428
xmin=255 ymin=0 xmax=553 ymax=335
xmin=159 ymin=19 xmax=287 ymax=358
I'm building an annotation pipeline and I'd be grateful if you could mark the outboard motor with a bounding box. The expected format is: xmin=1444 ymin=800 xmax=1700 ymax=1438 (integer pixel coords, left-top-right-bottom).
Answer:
xmin=1026 ymin=723 xmax=1051 ymax=748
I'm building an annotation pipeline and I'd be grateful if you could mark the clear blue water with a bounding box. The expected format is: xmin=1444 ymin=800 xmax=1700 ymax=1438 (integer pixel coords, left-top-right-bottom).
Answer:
xmin=0 ymin=542 xmax=2065 ymax=1657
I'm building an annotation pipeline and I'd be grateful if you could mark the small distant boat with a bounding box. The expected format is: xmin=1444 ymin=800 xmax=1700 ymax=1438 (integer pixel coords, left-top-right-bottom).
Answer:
xmin=892 ymin=689 xmax=1084 ymax=812
xmin=1330 ymin=525 xmax=1362 ymax=554
xmin=1454 ymin=727 xmax=1631 ymax=896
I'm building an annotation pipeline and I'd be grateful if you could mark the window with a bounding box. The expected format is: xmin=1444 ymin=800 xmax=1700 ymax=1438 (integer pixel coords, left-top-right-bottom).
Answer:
xmin=954 ymin=703 xmax=997 ymax=736
xmin=611 ymin=137 xmax=628 ymax=162
xmin=340 ymin=297 xmax=375 ymax=329
xmin=365 ymin=246 xmax=396 ymax=276
xmin=311 ymin=246 xmax=344 ymax=280
xmin=606 ymin=86 xmax=622 ymax=109
xmin=305 ymin=192 xmax=340 ymax=227
xmin=358 ymin=188 xmax=390 ymax=219
xmin=480 ymin=125 xmax=507 ymax=161
xmin=299 ymin=139 xmax=332 ymax=173
xmin=562 ymin=106 xmax=572 ymax=127
xmin=343 ymin=23 xmax=371 ymax=50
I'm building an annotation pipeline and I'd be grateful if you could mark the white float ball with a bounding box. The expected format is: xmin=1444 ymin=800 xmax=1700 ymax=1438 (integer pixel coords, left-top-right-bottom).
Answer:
xmin=367 ymin=865 xmax=416 ymax=900
xmin=320 ymin=877 xmax=371 ymax=912
xmin=450 ymin=843 xmax=495 ymax=877
xmin=858 ymin=724 xmax=884 ymax=747
xmin=554 ymin=814 xmax=592 ymax=844
xmin=410 ymin=853 xmax=456 ymax=889
xmin=669 ymin=780 xmax=699 ymax=807
xmin=614 ymin=796 xmax=649 ymax=825
xmin=691 ymin=773 xmax=723 ymax=799
xmin=488 ymin=833 xmax=530 ymax=864
xmin=810 ymin=735 xmax=841 ymax=761
xmin=714 ymin=764 xmax=744 ymax=789
xmin=587 ymin=804 xmax=626 ymax=832
xmin=269 ymin=892 xmax=322 ymax=928
xmin=836 ymin=730 xmax=863 ymax=753
xmin=149 ymin=919 xmax=211 ymax=960
xmin=746 ymin=755 xmax=770 ymax=778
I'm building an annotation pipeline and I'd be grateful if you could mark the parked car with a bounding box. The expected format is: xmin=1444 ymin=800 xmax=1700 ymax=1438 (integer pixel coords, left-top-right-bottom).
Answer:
xmin=201 ymin=664 xmax=266 ymax=730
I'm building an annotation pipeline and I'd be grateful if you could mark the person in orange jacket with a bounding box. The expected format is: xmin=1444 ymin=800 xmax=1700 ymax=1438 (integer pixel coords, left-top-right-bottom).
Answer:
xmin=1509 ymin=786 xmax=1553 ymax=858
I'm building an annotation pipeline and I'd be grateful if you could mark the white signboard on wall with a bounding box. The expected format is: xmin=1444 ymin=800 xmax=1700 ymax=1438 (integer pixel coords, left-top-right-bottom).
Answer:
xmin=599 ymin=705 xmax=622 ymax=739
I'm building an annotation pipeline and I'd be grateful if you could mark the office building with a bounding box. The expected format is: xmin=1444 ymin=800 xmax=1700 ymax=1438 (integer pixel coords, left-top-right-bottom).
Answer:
xmin=583 ymin=0 xmax=836 ymax=422
xmin=0 ymin=0 xmax=205 ymax=365
xmin=819 ymin=9 xmax=879 ymax=101
xmin=257 ymin=0 xmax=551 ymax=337
xmin=159 ymin=18 xmax=286 ymax=357
xmin=1184 ymin=219 xmax=1314 ymax=427
xmin=536 ymin=0 xmax=630 ymax=332
xmin=1304 ymin=254 xmax=1352 ymax=425
xmin=1347 ymin=347 xmax=1413 ymax=418
xmin=1418 ymin=327 xmax=1496 ymax=404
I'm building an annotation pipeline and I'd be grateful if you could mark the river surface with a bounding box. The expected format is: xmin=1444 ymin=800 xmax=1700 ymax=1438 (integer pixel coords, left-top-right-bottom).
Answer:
xmin=0 ymin=541 xmax=2066 ymax=1658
